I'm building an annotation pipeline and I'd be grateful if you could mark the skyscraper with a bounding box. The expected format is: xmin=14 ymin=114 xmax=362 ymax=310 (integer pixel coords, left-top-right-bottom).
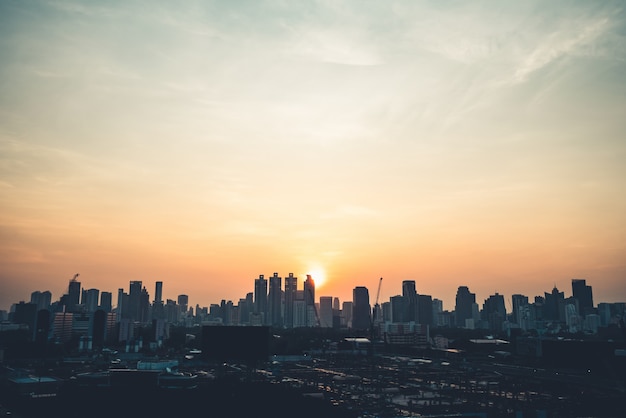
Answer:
xmin=352 ymin=286 xmax=371 ymax=330
xmin=67 ymin=276 xmax=81 ymax=312
xmin=254 ymin=274 xmax=268 ymax=324
xmin=100 ymin=291 xmax=112 ymax=312
xmin=30 ymin=291 xmax=52 ymax=311
xmin=178 ymin=294 xmax=189 ymax=318
xmin=544 ymin=287 xmax=565 ymax=321
xmin=572 ymin=279 xmax=594 ymax=316
xmin=418 ymin=294 xmax=433 ymax=326
xmin=319 ymin=296 xmax=333 ymax=328
xmin=304 ymin=275 xmax=316 ymax=326
xmin=128 ymin=281 xmax=142 ymax=322
xmin=482 ymin=293 xmax=506 ymax=331
xmin=154 ymin=281 xmax=163 ymax=304
xmin=402 ymin=280 xmax=418 ymax=322
xmin=390 ymin=295 xmax=407 ymax=323
xmin=511 ymin=294 xmax=529 ymax=325
xmin=268 ymin=272 xmax=283 ymax=327
xmin=82 ymin=288 xmax=100 ymax=312
xmin=455 ymin=286 xmax=476 ymax=328
xmin=284 ymin=273 xmax=297 ymax=328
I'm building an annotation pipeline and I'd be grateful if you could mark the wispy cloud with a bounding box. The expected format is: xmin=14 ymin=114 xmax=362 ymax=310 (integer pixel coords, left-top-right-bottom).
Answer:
xmin=512 ymin=17 xmax=612 ymax=84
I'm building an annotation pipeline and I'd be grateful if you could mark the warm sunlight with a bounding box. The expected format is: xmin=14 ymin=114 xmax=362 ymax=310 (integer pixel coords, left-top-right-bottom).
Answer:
xmin=305 ymin=266 xmax=327 ymax=289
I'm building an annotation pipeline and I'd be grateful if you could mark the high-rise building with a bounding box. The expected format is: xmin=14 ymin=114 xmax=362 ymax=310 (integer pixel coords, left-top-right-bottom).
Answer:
xmin=402 ymin=280 xmax=418 ymax=322
xmin=128 ymin=281 xmax=143 ymax=322
xmin=432 ymin=298 xmax=444 ymax=327
xmin=140 ymin=286 xmax=150 ymax=323
xmin=511 ymin=294 xmax=529 ymax=325
xmin=544 ymin=287 xmax=565 ymax=321
xmin=293 ymin=299 xmax=307 ymax=328
xmin=304 ymin=275 xmax=316 ymax=326
xmin=390 ymin=295 xmax=406 ymax=323
xmin=482 ymin=293 xmax=506 ymax=331
xmin=178 ymin=294 xmax=189 ymax=322
xmin=67 ymin=277 xmax=81 ymax=312
xmin=418 ymin=294 xmax=433 ymax=326
xmin=342 ymin=301 xmax=353 ymax=328
xmin=572 ymin=279 xmax=594 ymax=316
xmin=352 ymin=286 xmax=371 ymax=330
xmin=13 ymin=302 xmax=37 ymax=340
xmin=254 ymin=275 xmax=268 ymax=324
xmin=30 ymin=291 xmax=52 ymax=311
xmin=284 ymin=273 xmax=297 ymax=328
xmin=455 ymin=286 xmax=476 ymax=328
xmin=100 ymin=292 xmax=112 ymax=312
xmin=117 ymin=288 xmax=128 ymax=321
xmin=268 ymin=273 xmax=283 ymax=327
xmin=319 ymin=296 xmax=333 ymax=328
xmin=82 ymin=288 xmax=100 ymax=312
xmin=154 ymin=281 xmax=163 ymax=304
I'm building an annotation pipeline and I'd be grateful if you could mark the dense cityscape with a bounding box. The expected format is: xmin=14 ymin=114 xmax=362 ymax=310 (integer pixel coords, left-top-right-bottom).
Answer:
xmin=2 ymin=274 xmax=625 ymax=341
xmin=1 ymin=273 xmax=625 ymax=417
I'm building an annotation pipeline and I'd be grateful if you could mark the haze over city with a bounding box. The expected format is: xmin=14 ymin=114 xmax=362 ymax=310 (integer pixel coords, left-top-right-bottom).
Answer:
xmin=1 ymin=1 xmax=625 ymax=311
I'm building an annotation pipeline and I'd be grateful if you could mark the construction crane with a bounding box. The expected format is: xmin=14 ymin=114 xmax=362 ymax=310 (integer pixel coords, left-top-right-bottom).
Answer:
xmin=71 ymin=273 xmax=80 ymax=282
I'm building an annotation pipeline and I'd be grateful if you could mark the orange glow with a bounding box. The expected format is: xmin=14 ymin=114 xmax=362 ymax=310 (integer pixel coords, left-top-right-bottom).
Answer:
xmin=305 ymin=266 xmax=327 ymax=289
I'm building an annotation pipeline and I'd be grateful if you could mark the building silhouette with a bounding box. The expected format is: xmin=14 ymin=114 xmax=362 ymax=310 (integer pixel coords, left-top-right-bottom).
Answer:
xmin=572 ymin=279 xmax=594 ymax=316
xmin=67 ymin=276 xmax=81 ymax=312
xmin=455 ymin=286 xmax=476 ymax=328
xmin=268 ymin=273 xmax=283 ymax=327
xmin=304 ymin=275 xmax=316 ymax=326
xmin=254 ymin=275 xmax=268 ymax=325
xmin=319 ymin=296 xmax=333 ymax=328
xmin=352 ymin=286 xmax=371 ymax=331
xmin=284 ymin=273 xmax=297 ymax=328
xmin=402 ymin=280 xmax=418 ymax=322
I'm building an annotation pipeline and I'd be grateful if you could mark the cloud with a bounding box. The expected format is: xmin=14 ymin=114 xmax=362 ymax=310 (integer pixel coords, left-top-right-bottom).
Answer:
xmin=512 ymin=17 xmax=612 ymax=84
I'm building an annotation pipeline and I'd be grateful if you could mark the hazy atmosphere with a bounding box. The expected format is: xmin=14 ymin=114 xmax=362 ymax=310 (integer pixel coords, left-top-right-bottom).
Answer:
xmin=1 ymin=0 xmax=625 ymax=311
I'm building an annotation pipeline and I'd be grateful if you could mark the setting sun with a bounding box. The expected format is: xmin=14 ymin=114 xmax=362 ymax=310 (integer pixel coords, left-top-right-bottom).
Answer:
xmin=305 ymin=267 xmax=327 ymax=289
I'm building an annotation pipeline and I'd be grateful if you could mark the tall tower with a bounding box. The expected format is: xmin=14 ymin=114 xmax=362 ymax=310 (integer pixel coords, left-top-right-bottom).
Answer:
xmin=154 ymin=281 xmax=163 ymax=304
xmin=178 ymin=294 xmax=189 ymax=314
xmin=284 ymin=273 xmax=297 ymax=328
xmin=304 ymin=275 xmax=316 ymax=326
xmin=100 ymin=291 xmax=112 ymax=312
xmin=352 ymin=286 xmax=371 ymax=330
xmin=268 ymin=273 xmax=283 ymax=327
xmin=67 ymin=275 xmax=81 ymax=312
xmin=418 ymin=294 xmax=433 ymax=326
xmin=402 ymin=280 xmax=418 ymax=322
xmin=511 ymin=294 xmax=529 ymax=325
xmin=254 ymin=274 xmax=268 ymax=324
xmin=455 ymin=286 xmax=476 ymax=328
xmin=572 ymin=279 xmax=593 ymax=316
xmin=319 ymin=296 xmax=333 ymax=328
xmin=83 ymin=289 xmax=100 ymax=312
xmin=128 ymin=281 xmax=143 ymax=322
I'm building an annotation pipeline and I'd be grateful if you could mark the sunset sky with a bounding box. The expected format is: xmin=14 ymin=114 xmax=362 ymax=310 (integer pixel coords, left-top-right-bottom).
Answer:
xmin=1 ymin=1 xmax=625 ymax=312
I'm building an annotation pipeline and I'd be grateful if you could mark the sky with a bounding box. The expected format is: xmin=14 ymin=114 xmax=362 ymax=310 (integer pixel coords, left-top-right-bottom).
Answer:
xmin=1 ymin=0 xmax=625 ymax=313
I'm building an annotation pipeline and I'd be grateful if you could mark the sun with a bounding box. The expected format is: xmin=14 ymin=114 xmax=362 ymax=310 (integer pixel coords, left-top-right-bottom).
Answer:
xmin=306 ymin=266 xmax=327 ymax=289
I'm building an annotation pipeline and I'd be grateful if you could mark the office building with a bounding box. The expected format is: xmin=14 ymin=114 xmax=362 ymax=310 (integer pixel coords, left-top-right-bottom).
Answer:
xmin=402 ymin=280 xmax=418 ymax=322
xmin=319 ymin=296 xmax=333 ymax=328
xmin=284 ymin=273 xmax=297 ymax=328
xmin=352 ymin=286 xmax=371 ymax=330
xmin=572 ymin=279 xmax=594 ymax=316
xmin=455 ymin=286 xmax=476 ymax=328
xmin=254 ymin=275 xmax=268 ymax=324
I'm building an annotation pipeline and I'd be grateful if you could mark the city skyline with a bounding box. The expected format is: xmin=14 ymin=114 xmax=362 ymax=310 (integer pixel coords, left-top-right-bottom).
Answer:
xmin=1 ymin=2 xmax=625 ymax=311
xmin=3 ymin=272 xmax=619 ymax=321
